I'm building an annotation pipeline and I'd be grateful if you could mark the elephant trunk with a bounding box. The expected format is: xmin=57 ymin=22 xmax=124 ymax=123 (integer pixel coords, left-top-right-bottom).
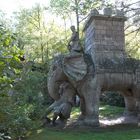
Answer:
xmin=47 ymin=64 xmax=67 ymax=101
xmin=47 ymin=76 xmax=60 ymax=100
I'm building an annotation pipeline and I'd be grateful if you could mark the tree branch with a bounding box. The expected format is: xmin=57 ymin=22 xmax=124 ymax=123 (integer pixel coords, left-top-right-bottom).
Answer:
xmin=79 ymin=14 xmax=89 ymax=23
xmin=125 ymin=8 xmax=140 ymax=13
xmin=125 ymin=27 xmax=140 ymax=36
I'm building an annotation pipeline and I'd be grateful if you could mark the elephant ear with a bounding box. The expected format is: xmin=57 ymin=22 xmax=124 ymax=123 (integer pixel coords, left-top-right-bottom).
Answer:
xmin=63 ymin=53 xmax=87 ymax=81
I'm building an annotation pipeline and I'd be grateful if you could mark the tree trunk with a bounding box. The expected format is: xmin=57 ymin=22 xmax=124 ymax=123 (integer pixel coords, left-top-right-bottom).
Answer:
xmin=75 ymin=0 xmax=79 ymax=39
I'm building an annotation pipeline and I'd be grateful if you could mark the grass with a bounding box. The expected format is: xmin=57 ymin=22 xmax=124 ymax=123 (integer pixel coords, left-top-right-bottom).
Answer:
xmin=99 ymin=105 xmax=124 ymax=118
xmin=27 ymin=127 xmax=140 ymax=140
xmin=26 ymin=105 xmax=140 ymax=140
xmin=71 ymin=105 xmax=124 ymax=119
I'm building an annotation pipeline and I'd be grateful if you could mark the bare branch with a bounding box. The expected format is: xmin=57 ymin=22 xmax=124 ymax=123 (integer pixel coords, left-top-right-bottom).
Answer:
xmin=79 ymin=15 xmax=89 ymax=23
xmin=125 ymin=24 xmax=134 ymax=31
xmin=125 ymin=27 xmax=140 ymax=36
xmin=125 ymin=8 xmax=140 ymax=13
xmin=125 ymin=1 xmax=140 ymax=8
xmin=28 ymin=20 xmax=39 ymax=29
xmin=28 ymin=14 xmax=39 ymax=23
xmin=127 ymin=12 xmax=139 ymax=19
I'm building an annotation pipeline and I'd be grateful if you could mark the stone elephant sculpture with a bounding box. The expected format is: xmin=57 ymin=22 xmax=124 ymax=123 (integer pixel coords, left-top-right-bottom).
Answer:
xmin=47 ymin=53 xmax=140 ymax=126
xmin=47 ymin=53 xmax=100 ymax=126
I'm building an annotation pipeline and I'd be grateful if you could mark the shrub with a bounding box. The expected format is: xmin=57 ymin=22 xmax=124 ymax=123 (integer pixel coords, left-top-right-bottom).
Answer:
xmin=0 ymin=25 xmax=50 ymax=139
xmin=100 ymin=92 xmax=125 ymax=107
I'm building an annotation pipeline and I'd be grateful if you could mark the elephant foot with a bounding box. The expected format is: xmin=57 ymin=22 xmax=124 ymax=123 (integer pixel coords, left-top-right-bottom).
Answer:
xmin=122 ymin=111 xmax=139 ymax=124
xmin=138 ymin=114 xmax=140 ymax=126
xmin=78 ymin=114 xmax=85 ymax=121
xmin=74 ymin=117 xmax=99 ymax=127
xmin=83 ymin=117 xmax=99 ymax=127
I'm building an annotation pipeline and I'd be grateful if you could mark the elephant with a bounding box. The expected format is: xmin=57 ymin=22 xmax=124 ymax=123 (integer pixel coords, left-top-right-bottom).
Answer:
xmin=47 ymin=53 xmax=100 ymax=126
xmin=47 ymin=52 xmax=140 ymax=126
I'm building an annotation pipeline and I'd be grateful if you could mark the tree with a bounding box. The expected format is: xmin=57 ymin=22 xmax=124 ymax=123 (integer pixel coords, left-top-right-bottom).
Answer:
xmin=0 ymin=25 xmax=23 ymax=94
xmin=114 ymin=0 xmax=140 ymax=58
xmin=50 ymin=0 xmax=140 ymax=58
xmin=0 ymin=16 xmax=48 ymax=140
xmin=14 ymin=4 xmax=68 ymax=63
xmin=14 ymin=4 xmax=47 ymax=63
xmin=50 ymin=0 xmax=102 ymax=38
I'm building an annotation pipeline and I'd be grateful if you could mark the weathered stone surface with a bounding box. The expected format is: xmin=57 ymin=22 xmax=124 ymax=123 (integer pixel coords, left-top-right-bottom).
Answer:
xmin=136 ymin=69 xmax=140 ymax=83
xmin=83 ymin=12 xmax=140 ymax=126
xmin=84 ymin=13 xmax=126 ymax=59
xmin=103 ymin=7 xmax=113 ymax=16
xmin=63 ymin=53 xmax=87 ymax=81
xmin=97 ymin=57 xmax=140 ymax=73
xmin=46 ymin=11 xmax=140 ymax=128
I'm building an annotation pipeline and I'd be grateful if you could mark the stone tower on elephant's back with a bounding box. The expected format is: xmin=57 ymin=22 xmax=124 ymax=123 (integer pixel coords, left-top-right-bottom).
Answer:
xmin=83 ymin=9 xmax=127 ymax=72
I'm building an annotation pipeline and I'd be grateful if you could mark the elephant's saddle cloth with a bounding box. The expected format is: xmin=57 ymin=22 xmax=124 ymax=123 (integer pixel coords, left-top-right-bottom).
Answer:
xmin=63 ymin=53 xmax=87 ymax=81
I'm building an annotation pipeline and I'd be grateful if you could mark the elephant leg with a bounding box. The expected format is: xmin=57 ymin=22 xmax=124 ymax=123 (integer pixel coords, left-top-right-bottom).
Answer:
xmin=132 ymin=86 xmax=140 ymax=113
xmin=135 ymin=99 xmax=140 ymax=125
xmin=83 ymin=85 xmax=100 ymax=126
xmin=78 ymin=97 xmax=86 ymax=120
xmin=132 ymin=86 xmax=140 ymax=125
xmin=124 ymin=95 xmax=137 ymax=116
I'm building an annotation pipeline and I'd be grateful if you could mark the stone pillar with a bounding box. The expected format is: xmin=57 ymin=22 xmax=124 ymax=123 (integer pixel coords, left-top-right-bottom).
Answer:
xmin=83 ymin=11 xmax=127 ymax=71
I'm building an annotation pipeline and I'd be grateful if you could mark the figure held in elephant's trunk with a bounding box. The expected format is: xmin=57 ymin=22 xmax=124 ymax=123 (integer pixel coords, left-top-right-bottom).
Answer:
xmin=45 ymin=81 xmax=76 ymax=126
xmin=52 ymin=102 xmax=72 ymax=126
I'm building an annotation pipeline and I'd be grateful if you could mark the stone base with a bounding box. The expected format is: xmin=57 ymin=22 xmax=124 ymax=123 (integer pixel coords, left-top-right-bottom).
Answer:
xmin=123 ymin=110 xmax=137 ymax=117
xmin=66 ymin=118 xmax=100 ymax=129
xmin=83 ymin=118 xmax=100 ymax=127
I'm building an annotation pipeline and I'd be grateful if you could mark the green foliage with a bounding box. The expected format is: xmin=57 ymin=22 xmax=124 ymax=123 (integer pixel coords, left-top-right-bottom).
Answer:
xmin=100 ymin=92 xmax=125 ymax=107
xmin=50 ymin=0 xmax=71 ymax=16
xmin=126 ymin=32 xmax=140 ymax=59
xmin=6 ymin=61 xmax=50 ymax=139
xmin=0 ymin=24 xmax=49 ymax=139
xmin=27 ymin=105 xmax=138 ymax=140
xmin=50 ymin=0 xmax=102 ymax=20
xmin=71 ymin=105 xmax=124 ymax=119
xmin=27 ymin=128 xmax=140 ymax=140
xmin=13 ymin=62 xmax=48 ymax=118
xmin=0 ymin=94 xmax=37 ymax=139
xmin=0 ymin=24 xmax=32 ymax=139
xmin=50 ymin=0 xmax=102 ymax=37
xmin=0 ymin=25 xmax=23 ymax=94
xmin=114 ymin=0 xmax=140 ymax=58
xmin=99 ymin=105 xmax=124 ymax=118
xmin=0 ymin=70 xmax=46 ymax=139
xmin=14 ymin=5 xmax=68 ymax=63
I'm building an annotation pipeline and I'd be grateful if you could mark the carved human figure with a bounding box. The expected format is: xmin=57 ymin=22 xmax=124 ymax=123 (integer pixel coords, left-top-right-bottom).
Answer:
xmin=52 ymin=82 xmax=74 ymax=125
xmin=52 ymin=102 xmax=72 ymax=125
xmin=46 ymin=81 xmax=76 ymax=126
xmin=67 ymin=25 xmax=82 ymax=53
